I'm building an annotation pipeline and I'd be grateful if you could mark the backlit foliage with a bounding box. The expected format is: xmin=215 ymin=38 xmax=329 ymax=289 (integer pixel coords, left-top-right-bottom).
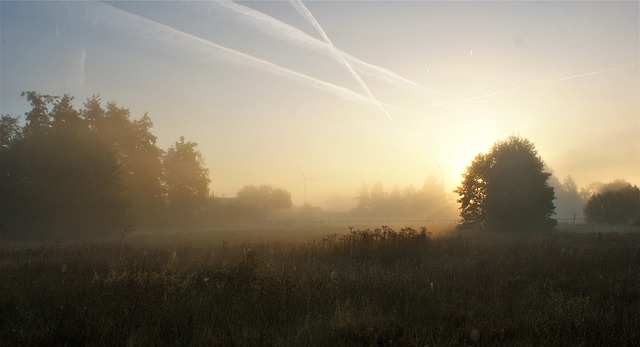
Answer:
xmin=456 ymin=136 xmax=556 ymax=232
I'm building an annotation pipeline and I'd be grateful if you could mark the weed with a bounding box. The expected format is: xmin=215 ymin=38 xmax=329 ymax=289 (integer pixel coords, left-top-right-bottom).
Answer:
xmin=0 ymin=228 xmax=638 ymax=345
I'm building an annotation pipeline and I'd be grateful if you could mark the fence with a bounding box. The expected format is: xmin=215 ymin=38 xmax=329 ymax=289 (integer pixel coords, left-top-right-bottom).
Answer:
xmin=271 ymin=219 xmax=459 ymax=231
xmin=208 ymin=217 xmax=639 ymax=233
xmin=276 ymin=218 xmax=639 ymax=232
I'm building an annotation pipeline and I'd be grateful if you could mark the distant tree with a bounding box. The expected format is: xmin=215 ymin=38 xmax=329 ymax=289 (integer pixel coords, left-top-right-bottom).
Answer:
xmin=351 ymin=177 xmax=457 ymax=220
xmin=600 ymin=179 xmax=634 ymax=193
xmin=455 ymin=136 xmax=556 ymax=232
xmin=163 ymin=136 xmax=210 ymax=221
xmin=387 ymin=185 xmax=405 ymax=215
xmin=416 ymin=176 xmax=452 ymax=219
xmin=236 ymin=184 xmax=292 ymax=216
xmin=355 ymin=183 xmax=372 ymax=213
xmin=584 ymin=181 xmax=639 ymax=224
xmin=402 ymin=185 xmax=418 ymax=214
xmin=550 ymin=175 xmax=585 ymax=221
xmin=370 ymin=181 xmax=387 ymax=213
xmin=270 ymin=187 xmax=293 ymax=211
xmin=579 ymin=181 xmax=604 ymax=202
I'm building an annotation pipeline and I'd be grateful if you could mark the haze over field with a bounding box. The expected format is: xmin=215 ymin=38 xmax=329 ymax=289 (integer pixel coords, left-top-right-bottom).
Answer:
xmin=2 ymin=1 xmax=638 ymax=210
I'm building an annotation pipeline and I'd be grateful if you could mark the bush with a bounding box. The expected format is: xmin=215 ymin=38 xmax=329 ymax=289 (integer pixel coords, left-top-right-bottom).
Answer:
xmin=584 ymin=183 xmax=640 ymax=224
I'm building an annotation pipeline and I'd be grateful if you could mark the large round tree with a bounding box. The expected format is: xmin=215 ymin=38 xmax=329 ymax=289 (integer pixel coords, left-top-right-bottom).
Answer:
xmin=455 ymin=136 xmax=556 ymax=232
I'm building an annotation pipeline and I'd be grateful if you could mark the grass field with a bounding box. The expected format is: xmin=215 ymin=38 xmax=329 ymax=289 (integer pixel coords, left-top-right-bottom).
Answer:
xmin=1 ymin=227 xmax=639 ymax=346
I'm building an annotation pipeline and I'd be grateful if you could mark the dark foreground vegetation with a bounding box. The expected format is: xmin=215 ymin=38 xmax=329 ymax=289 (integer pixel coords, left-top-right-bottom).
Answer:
xmin=1 ymin=227 xmax=639 ymax=346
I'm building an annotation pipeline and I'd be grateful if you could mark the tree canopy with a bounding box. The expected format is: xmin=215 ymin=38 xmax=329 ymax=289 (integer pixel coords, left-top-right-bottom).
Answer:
xmin=1 ymin=93 xmax=128 ymax=239
xmin=584 ymin=180 xmax=639 ymax=224
xmin=352 ymin=177 xmax=456 ymax=220
xmin=163 ymin=136 xmax=211 ymax=223
xmin=236 ymin=184 xmax=292 ymax=215
xmin=0 ymin=92 xmax=212 ymax=240
xmin=455 ymin=136 xmax=556 ymax=232
xmin=549 ymin=175 xmax=585 ymax=221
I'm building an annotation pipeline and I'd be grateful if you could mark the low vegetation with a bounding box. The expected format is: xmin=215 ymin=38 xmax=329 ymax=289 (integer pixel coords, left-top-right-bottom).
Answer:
xmin=1 ymin=227 xmax=639 ymax=346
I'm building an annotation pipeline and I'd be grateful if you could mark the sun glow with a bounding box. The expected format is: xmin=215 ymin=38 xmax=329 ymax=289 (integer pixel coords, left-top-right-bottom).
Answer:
xmin=439 ymin=106 xmax=502 ymax=189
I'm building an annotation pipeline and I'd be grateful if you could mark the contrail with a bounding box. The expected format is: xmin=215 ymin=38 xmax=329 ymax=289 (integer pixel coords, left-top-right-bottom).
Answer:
xmin=65 ymin=47 xmax=86 ymax=96
xmin=288 ymin=0 xmax=393 ymax=122
xmin=64 ymin=1 xmax=402 ymax=112
xmin=215 ymin=0 xmax=441 ymax=98
xmin=422 ymin=63 xmax=639 ymax=110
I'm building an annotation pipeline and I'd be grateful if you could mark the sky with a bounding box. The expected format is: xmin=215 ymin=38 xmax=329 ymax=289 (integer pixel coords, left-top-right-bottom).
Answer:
xmin=1 ymin=1 xmax=638 ymax=211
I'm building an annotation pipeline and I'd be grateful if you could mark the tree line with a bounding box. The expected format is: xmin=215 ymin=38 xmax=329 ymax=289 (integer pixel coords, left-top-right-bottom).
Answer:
xmin=351 ymin=178 xmax=457 ymax=220
xmin=1 ymin=92 xmax=210 ymax=240
xmin=1 ymin=93 xmax=637 ymax=239
xmin=551 ymin=176 xmax=639 ymax=224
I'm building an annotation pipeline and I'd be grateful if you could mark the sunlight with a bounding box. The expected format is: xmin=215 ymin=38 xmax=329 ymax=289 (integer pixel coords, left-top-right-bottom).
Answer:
xmin=441 ymin=108 xmax=501 ymax=188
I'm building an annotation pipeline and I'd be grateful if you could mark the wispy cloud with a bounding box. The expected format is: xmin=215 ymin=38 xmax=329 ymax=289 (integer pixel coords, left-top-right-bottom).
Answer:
xmin=215 ymin=0 xmax=441 ymax=98
xmin=421 ymin=63 xmax=639 ymax=110
xmin=65 ymin=47 xmax=86 ymax=96
xmin=288 ymin=0 xmax=393 ymax=122
xmin=60 ymin=1 xmax=403 ymax=112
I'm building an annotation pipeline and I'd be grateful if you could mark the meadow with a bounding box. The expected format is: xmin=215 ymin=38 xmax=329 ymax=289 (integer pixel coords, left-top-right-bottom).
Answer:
xmin=1 ymin=226 xmax=639 ymax=346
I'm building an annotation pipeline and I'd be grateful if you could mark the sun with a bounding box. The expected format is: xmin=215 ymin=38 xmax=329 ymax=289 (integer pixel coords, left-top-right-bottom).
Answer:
xmin=440 ymin=108 xmax=503 ymax=189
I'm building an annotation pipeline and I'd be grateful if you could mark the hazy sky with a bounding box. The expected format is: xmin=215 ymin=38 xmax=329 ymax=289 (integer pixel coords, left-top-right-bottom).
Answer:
xmin=1 ymin=1 xmax=638 ymax=210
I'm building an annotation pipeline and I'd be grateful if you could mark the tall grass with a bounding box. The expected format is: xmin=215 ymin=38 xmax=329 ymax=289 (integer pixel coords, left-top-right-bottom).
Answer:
xmin=1 ymin=227 xmax=638 ymax=345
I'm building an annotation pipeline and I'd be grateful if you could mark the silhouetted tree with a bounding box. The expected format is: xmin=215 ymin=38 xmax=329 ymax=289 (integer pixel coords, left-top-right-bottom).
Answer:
xmin=0 ymin=92 xmax=128 ymax=240
xmin=21 ymin=91 xmax=57 ymax=136
xmin=351 ymin=177 xmax=456 ymax=220
xmin=1 ymin=114 xmax=22 ymax=154
xmin=550 ymin=175 xmax=585 ymax=221
xmin=387 ymin=185 xmax=405 ymax=215
xmin=416 ymin=176 xmax=452 ymax=219
xmin=163 ymin=136 xmax=210 ymax=222
xmin=455 ymin=136 xmax=556 ymax=232
xmin=51 ymin=94 xmax=83 ymax=133
xmin=82 ymin=96 xmax=165 ymax=227
xmin=1 ymin=92 xmax=220 ymax=238
xmin=370 ymin=181 xmax=387 ymax=214
xmin=236 ymin=184 xmax=292 ymax=216
xmin=355 ymin=183 xmax=372 ymax=213
xmin=270 ymin=188 xmax=293 ymax=211
xmin=402 ymin=185 xmax=418 ymax=212
xmin=584 ymin=180 xmax=639 ymax=224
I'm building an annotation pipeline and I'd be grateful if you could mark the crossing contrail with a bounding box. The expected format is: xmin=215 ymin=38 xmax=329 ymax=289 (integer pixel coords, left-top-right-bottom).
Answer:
xmin=288 ymin=0 xmax=394 ymax=122
xmin=215 ymin=0 xmax=441 ymax=99
xmin=422 ymin=63 xmax=639 ymax=110
xmin=68 ymin=1 xmax=404 ymax=113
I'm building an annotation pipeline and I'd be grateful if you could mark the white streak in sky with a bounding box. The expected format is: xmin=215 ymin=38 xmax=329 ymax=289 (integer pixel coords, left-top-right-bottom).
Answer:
xmin=65 ymin=47 xmax=86 ymax=96
xmin=422 ymin=63 xmax=639 ymax=110
xmin=70 ymin=1 xmax=401 ymax=112
xmin=288 ymin=0 xmax=393 ymax=122
xmin=79 ymin=48 xmax=86 ymax=94
xmin=216 ymin=0 xmax=441 ymax=98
